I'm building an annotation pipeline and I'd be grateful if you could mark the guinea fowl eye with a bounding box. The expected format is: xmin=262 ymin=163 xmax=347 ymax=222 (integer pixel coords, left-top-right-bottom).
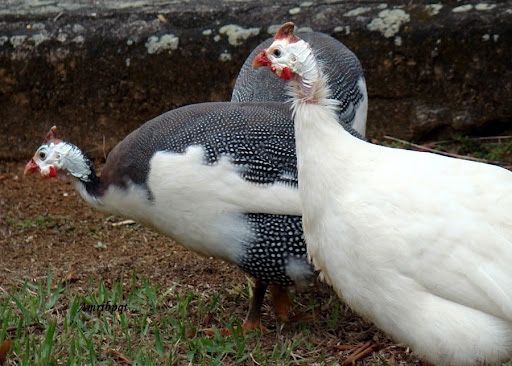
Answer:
xmin=39 ymin=151 xmax=46 ymax=160
xmin=272 ymin=49 xmax=281 ymax=57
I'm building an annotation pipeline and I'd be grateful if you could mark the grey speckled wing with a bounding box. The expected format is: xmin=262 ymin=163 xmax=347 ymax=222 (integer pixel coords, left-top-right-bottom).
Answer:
xmin=232 ymin=32 xmax=367 ymax=138
xmin=102 ymin=101 xmax=298 ymax=191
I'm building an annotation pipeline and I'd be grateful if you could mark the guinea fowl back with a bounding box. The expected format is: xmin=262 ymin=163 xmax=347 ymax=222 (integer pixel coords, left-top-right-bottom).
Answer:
xmin=100 ymin=102 xmax=298 ymax=195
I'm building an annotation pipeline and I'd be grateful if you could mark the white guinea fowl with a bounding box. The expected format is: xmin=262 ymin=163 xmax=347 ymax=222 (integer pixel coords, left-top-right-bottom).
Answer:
xmin=254 ymin=22 xmax=512 ymax=365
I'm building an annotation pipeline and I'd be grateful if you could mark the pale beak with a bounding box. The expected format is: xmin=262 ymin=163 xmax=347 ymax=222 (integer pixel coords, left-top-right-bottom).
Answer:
xmin=24 ymin=159 xmax=39 ymax=175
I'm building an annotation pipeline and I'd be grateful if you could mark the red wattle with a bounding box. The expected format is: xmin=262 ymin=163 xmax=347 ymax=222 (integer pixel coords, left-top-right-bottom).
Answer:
xmin=48 ymin=165 xmax=57 ymax=178
xmin=281 ymin=67 xmax=293 ymax=80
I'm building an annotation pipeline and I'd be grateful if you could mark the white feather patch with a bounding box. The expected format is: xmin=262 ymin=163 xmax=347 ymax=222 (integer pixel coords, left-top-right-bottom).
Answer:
xmin=80 ymin=145 xmax=303 ymax=263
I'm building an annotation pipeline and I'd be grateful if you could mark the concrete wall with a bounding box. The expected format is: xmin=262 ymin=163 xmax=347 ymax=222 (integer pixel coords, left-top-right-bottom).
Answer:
xmin=1 ymin=0 xmax=511 ymax=159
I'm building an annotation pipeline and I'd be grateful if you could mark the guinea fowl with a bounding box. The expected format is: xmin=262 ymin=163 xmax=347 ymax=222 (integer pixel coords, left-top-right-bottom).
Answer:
xmin=25 ymin=33 xmax=367 ymax=332
xmin=254 ymin=22 xmax=512 ymax=365
xmin=232 ymin=31 xmax=367 ymax=136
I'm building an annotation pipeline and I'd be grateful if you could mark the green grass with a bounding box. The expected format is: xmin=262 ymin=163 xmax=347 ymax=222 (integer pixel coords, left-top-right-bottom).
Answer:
xmin=5 ymin=215 xmax=68 ymax=231
xmin=446 ymin=135 xmax=512 ymax=162
xmin=0 ymin=274 xmax=331 ymax=365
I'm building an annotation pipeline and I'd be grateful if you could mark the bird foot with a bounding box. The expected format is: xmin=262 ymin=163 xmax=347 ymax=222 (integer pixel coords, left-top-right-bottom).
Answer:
xmin=270 ymin=285 xmax=292 ymax=323
xmin=201 ymin=327 xmax=232 ymax=337
xmin=242 ymin=319 xmax=268 ymax=333
xmin=287 ymin=310 xmax=316 ymax=323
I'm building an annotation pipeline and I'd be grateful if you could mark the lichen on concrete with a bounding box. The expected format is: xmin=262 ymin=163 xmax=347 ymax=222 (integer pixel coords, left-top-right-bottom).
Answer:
xmin=145 ymin=34 xmax=179 ymax=54
xmin=218 ymin=52 xmax=232 ymax=62
xmin=30 ymin=23 xmax=45 ymax=31
xmin=452 ymin=4 xmax=473 ymax=13
xmin=334 ymin=25 xmax=351 ymax=35
xmin=57 ymin=32 xmax=67 ymax=43
xmin=344 ymin=7 xmax=371 ymax=17
xmin=219 ymin=24 xmax=260 ymax=46
xmin=425 ymin=4 xmax=443 ymax=16
xmin=267 ymin=24 xmax=280 ymax=34
xmin=72 ymin=24 xmax=85 ymax=33
xmin=475 ymin=3 xmax=496 ymax=11
xmin=9 ymin=35 xmax=27 ymax=48
xmin=367 ymin=9 xmax=410 ymax=38
xmin=72 ymin=35 xmax=85 ymax=45
xmin=31 ymin=33 xmax=50 ymax=46
xmin=297 ymin=26 xmax=313 ymax=33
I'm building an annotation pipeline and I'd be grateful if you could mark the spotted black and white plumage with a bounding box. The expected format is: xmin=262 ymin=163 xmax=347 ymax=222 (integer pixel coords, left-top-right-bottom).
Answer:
xmin=241 ymin=214 xmax=306 ymax=286
xmin=97 ymin=102 xmax=313 ymax=285
xmin=103 ymin=102 xmax=298 ymax=189
xmin=232 ymin=32 xmax=368 ymax=136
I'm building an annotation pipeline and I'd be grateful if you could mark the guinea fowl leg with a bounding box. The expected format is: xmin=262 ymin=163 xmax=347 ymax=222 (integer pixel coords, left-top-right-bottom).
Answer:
xmin=269 ymin=285 xmax=292 ymax=322
xmin=242 ymin=279 xmax=268 ymax=331
xmin=202 ymin=280 xmax=268 ymax=336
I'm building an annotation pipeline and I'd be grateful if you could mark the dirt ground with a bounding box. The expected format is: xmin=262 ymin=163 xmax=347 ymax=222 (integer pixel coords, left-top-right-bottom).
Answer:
xmin=0 ymin=160 xmax=246 ymax=291
xmin=0 ymin=159 xmax=426 ymax=365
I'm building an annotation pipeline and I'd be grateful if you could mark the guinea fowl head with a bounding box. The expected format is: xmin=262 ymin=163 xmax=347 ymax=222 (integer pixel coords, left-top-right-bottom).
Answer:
xmin=252 ymin=22 xmax=312 ymax=81
xmin=253 ymin=22 xmax=336 ymax=109
xmin=24 ymin=126 xmax=62 ymax=178
xmin=24 ymin=126 xmax=94 ymax=182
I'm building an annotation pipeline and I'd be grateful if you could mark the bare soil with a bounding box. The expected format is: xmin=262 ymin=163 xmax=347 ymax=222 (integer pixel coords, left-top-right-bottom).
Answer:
xmin=1 ymin=161 xmax=245 ymax=291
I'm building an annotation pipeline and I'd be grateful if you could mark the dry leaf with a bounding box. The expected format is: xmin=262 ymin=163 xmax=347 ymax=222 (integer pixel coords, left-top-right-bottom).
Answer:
xmin=109 ymin=349 xmax=132 ymax=365
xmin=62 ymin=270 xmax=79 ymax=284
xmin=0 ymin=339 xmax=12 ymax=365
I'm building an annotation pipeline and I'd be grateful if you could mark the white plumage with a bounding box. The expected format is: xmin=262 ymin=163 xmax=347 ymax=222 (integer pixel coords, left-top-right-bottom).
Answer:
xmin=256 ymin=22 xmax=512 ymax=365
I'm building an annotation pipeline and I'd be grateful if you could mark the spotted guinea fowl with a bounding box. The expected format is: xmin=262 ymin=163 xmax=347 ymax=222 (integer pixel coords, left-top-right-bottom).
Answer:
xmin=22 ymin=108 xmax=348 ymax=330
xmin=25 ymin=33 xmax=367 ymax=332
xmin=232 ymin=31 xmax=367 ymax=136
xmin=25 ymin=107 xmax=302 ymax=330
xmin=254 ymin=22 xmax=512 ymax=365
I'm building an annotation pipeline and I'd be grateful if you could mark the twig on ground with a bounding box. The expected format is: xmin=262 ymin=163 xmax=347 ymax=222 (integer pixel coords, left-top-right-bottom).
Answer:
xmin=249 ymin=353 xmax=262 ymax=366
xmin=335 ymin=344 xmax=357 ymax=351
xmin=7 ymin=322 xmax=44 ymax=335
xmin=433 ymin=135 xmax=512 ymax=145
xmin=108 ymin=349 xmax=132 ymax=365
xmin=383 ymin=135 xmax=506 ymax=165
xmin=341 ymin=341 xmax=375 ymax=366
xmin=111 ymin=219 xmax=136 ymax=227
